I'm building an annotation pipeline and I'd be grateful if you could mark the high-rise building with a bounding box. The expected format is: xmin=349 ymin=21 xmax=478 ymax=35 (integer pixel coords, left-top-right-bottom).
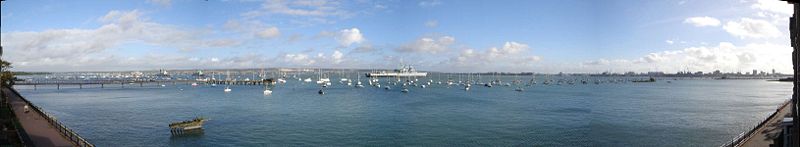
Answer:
xmin=753 ymin=69 xmax=758 ymax=76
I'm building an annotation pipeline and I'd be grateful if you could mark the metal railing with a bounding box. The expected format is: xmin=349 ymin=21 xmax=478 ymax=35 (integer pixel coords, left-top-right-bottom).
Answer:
xmin=720 ymin=99 xmax=792 ymax=147
xmin=7 ymin=87 xmax=95 ymax=147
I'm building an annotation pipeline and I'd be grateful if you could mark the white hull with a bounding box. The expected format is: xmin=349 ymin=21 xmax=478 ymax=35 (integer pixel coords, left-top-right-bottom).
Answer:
xmin=366 ymin=72 xmax=427 ymax=77
xmin=263 ymin=90 xmax=272 ymax=95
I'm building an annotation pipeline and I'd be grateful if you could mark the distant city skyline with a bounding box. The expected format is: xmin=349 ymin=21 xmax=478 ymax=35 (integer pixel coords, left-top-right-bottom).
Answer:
xmin=0 ymin=0 xmax=794 ymax=73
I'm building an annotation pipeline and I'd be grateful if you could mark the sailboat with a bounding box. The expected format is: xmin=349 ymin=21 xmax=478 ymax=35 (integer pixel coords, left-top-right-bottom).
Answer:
xmin=515 ymin=74 xmax=524 ymax=92
xmin=355 ymin=72 xmax=364 ymax=88
xmin=224 ymin=71 xmax=232 ymax=92
xmin=263 ymin=87 xmax=272 ymax=95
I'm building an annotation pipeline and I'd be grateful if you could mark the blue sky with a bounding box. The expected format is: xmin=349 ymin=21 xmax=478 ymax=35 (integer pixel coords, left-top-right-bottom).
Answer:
xmin=0 ymin=0 xmax=794 ymax=73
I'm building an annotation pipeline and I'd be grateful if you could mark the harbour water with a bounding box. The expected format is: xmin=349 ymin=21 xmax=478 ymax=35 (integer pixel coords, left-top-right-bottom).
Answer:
xmin=12 ymin=76 xmax=791 ymax=146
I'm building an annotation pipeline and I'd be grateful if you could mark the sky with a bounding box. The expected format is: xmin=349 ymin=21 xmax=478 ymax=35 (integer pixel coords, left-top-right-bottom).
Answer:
xmin=0 ymin=0 xmax=795 ymax=73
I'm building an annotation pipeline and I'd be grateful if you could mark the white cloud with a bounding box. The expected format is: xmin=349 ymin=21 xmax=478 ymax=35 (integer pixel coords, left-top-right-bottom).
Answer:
xmin=257 ymin=27 xmax=281 ymax=39
xmin=242 ymin=0 xmax=352 ymax=25
xmin=441 ymin=41 xmax=541 ymax=72
xmin=665 ymin=40 xmax=674 ymax=44
xmin=147 ymin=0 xmax=171 ymax=7
xmin=419 ymin=0 xmax=442 ymax=7
xmin=0 ymin=10 xmax=239 ymax=71
xmin=425 ymin=20 xmax=438 ymax=28
xmin=750 ymin=0 xmax=792 ymax=25
xmin=751 ymin=0 xmax=792 ymax=15
xmin=282 ymin=53 xmax=315 ymax=65
xmin=723 ymin=18 xmax=781 ymax=39
xmin=488 ymin=41 xmax=529 ymax=58
xmin=224 ymin=19 xmax=282 ymax=39
xmin=396 ymin=36 xmax=455 ymax=54
xmin=256 ymin=0 xmax=349 ymax=17
xmin=335 ymin=28 xmax=365 ymax=47
xmin=277 ymin=50 xmax=351 ymax=67
xmin=583 ymin=59 xmax=610 ymax=66
xmin=683 ymin=16 xmax=720 ymax=27
xmin=332 ymin=50 xmax=344 ymax=64
xmin=580 ymin=42 xmax=792 ymax=73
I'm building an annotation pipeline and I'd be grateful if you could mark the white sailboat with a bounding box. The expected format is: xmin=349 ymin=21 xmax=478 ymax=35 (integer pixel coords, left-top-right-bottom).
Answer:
xmin=224 ymin=71 xmax=232 ymax=92
xmin=355 ymin=72 xmax=364 ymax=88
xmin=263 ymin=87 xmax=272 ymax=95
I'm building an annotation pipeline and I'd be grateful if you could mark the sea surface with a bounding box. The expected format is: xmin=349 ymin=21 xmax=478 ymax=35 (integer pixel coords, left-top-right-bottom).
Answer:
xmin=13 ymin=76 xmax=792 ymax=146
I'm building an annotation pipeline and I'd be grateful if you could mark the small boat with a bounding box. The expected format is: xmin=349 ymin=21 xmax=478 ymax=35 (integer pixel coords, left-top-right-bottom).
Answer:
xmin=161 ymin=84 xmax=166 ymax=87
xmin=211 ymin=83 xmax=217 ymax=87
xmin=401 ymin=88 xmax=409 ymax=93
xmin=318 ymin=89 xmax=325 ymax=95
xmin=224 ymin=71 xmax=233 ymax=92
xmin=384 ymin=86 xmax=391 ymax=90
xmin=420 ymin=85 xmax=426 ymax=88
xmin=355 ymin=81 xmax=364 ymax=88
xmin=304 ymin=78 xmax=312 ymax=82
xmin=263 ymin=89 xmax=272 ymax=95
xmin=191 ymin=83 xmax=198 ymax=86
xmin=515 ymin=87 xmax=524 ymax=92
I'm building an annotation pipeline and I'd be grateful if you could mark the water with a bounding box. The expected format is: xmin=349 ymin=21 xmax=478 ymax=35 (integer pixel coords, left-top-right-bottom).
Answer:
xmin=13 ymin=76 xmax=791 ymax=146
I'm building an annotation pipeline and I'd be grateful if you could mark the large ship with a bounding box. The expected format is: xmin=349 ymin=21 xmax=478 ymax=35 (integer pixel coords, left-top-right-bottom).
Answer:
xmin=366 ymin=65 xmax=427 ymax=77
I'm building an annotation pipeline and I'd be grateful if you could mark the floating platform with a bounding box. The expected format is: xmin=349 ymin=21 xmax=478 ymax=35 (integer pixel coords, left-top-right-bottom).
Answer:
xmin=169 ymin=117 xmax=207 ymax=135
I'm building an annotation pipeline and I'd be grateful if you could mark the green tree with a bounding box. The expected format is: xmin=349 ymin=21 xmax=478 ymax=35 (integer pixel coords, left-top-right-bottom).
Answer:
xmin=0 ymin=59 xmax=14 ymax=86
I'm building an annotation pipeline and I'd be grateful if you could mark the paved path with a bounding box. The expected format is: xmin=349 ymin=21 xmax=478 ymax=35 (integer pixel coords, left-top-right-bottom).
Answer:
xmin=737 ymin=100 xmax=793 ymax=147
xmin=3 ymin=87 xmax=74 ymax=147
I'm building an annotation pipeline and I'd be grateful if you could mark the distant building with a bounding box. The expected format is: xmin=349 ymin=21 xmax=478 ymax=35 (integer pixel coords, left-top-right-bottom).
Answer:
xmin=624 ymin=71 xmax=636 ymax=76
xmin=753 ymin=69 xmax=758 ymax=76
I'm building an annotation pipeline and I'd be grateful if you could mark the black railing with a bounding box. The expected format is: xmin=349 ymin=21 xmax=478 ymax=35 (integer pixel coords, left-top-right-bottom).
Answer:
xmin=7 ymin=88 xmax=94 ymax=147
xmin=720 ymin=99 xmax=791 ymax=147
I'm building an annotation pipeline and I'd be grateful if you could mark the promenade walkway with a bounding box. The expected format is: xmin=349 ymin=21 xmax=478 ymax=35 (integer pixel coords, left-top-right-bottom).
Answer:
xmin=3 ymin=87 xmax=74 ymax=147
xmin=734 ymin=100 xmax=793 ymax=147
